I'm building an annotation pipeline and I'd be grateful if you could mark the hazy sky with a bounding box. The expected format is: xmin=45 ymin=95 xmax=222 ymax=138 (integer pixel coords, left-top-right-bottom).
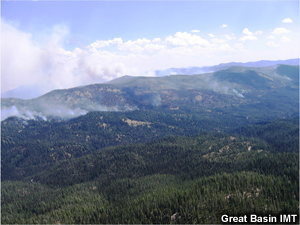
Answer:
xmin=1 ymin=0 xmax=299 ymax=97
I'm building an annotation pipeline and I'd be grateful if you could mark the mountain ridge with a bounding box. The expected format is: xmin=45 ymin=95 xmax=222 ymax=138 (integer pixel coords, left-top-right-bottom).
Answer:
xmin=2 ymin=58 xmax=299 ymax=100
xmin=1 ymin=64 xmax=299 ymax=121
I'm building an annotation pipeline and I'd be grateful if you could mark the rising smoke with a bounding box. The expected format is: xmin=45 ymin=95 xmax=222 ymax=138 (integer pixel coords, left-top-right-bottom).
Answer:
xmin=1 ymin=102 xmax=140 ymax=121
xmin=1 ymin=105 xmax=87 ymax=121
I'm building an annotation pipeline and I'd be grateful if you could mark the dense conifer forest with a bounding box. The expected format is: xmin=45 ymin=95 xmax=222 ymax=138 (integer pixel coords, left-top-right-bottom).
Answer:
xmin=1 ymin=114 xmax=299 ymax=224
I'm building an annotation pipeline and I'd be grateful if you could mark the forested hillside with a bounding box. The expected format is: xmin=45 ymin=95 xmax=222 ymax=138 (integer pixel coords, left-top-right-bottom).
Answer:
xmin=1 ymin=64 xmax=299 ymax=224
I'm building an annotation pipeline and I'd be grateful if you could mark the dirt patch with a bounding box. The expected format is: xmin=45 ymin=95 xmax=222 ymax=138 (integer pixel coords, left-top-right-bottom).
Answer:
xmin=122 ymin=118 xmax=151 ymax=128
xmin=195 ymin=95 xmax=203 ymax=101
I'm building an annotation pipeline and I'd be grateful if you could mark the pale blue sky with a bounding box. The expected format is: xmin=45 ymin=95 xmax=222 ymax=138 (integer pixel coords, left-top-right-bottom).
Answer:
xmin=1 ymin=0 xmax=299 ymax=97
xmin=2 ymin=1 xmax=299 ymax=48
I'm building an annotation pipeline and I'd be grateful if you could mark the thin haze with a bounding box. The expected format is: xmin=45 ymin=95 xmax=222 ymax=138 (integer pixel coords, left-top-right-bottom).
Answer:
xmin=1 ymin=0 xmax=299 ymax=99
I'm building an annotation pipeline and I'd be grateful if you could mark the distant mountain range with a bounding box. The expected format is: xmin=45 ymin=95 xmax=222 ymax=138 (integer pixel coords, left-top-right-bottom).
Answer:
xmin=155 ymin=58 xmax=299 ymax=76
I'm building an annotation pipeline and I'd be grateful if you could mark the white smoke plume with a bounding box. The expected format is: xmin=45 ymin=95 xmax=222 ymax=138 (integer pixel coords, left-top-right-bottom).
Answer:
xmin=1 ymin=101 xmax=140 ymax=121
xmin=1 ymin=20 xmax=154 ymax=99
xmin=1 ymin=105 xmax=88 ymax=121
